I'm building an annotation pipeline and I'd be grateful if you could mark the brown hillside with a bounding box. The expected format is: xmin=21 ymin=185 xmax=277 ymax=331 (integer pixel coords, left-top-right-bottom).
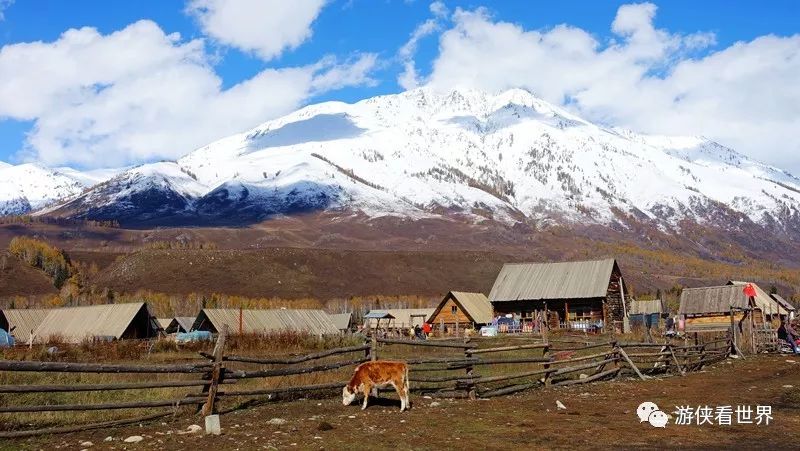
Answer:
xmin=2 ymin=213 xmax=799 ymax=305
xmin=92 ymin=248 xmax=510 ymax=299
xmin=0 ymin=251 xmax=57 ymax=297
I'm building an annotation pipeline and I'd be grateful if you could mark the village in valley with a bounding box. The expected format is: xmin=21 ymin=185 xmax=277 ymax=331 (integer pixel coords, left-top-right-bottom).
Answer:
xmin=1 ymin=0 xmax=799 ymax=449
xmin=0 ymin=252 xmax=798 ymax=448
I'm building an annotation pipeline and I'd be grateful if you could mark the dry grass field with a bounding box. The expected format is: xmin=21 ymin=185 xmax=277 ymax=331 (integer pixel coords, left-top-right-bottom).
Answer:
xmin=2 ymin=354 xmax=798 ymax=450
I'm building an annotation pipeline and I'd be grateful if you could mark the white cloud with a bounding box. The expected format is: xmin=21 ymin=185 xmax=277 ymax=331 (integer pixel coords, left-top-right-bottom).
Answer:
xmin=422 ymin=3 xmax=800 ymax=173
xmin=429 ymin=1 xmax=448 ymax=19
xmin=397 ymin=2 xmax=448 ymax=90
xmin=0 ymin=0 xmax=13 ymax=21
xmin=0 ymin=20 xmax=377 ymax=168
xmin=186 ymin=0 xmax=326 ymax=61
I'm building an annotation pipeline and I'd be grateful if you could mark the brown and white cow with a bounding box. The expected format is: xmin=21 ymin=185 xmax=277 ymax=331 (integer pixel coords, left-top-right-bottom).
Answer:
xmin=342 ymin=360 xmax=410 ymax=411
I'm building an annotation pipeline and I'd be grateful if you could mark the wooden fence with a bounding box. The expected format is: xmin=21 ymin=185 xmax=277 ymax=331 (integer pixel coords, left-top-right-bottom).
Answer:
xmin=0 ymin=331 xmax=732 ymax=439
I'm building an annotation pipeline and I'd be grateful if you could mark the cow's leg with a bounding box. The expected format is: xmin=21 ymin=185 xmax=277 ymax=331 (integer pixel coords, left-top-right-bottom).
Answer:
xmin=361 ymin=383 xmax=371 ymax=410
xmin=397 ymin=379 xmax=411 ymax=410
xmin=400 ymin=368 xmax=411 ymax=410
xmin=391 ymin=381 xmax=404 ymax=411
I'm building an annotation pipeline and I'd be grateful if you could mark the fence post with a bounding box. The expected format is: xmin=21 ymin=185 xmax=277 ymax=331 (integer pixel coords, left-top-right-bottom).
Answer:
xmin=364 ymin=336 xmax=372 ymax=361
xmin=464 ymin=337 xmax=475 ymax=400
xmin=617 ymin=345 xmax=646 ymax=381
xmin=201 ymin=327 xmax=227 ymax=417
xmin=370 ymin=334 xmax=377 ymax=361
xmin=666 ymin=344 xmax=685 ymax=376
xmin=610 ymin=340 xmax=620 ymax=379
xmin=696 ymin=344 xmax=707 ymax=371
xmin=542 ymin=343 xmax=551 ymax=387
xmin=540 ymin=311 xmax=549 ymax=343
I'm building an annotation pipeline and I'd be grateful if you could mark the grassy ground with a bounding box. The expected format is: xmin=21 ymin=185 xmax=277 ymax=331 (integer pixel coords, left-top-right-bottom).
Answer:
xmin=3 ymin=355 xmax=798 ymax=450
xmin=0 ymin=331 xmax=715 ymax=432
xmin=0 ymin=333 xmax=365 ymax=430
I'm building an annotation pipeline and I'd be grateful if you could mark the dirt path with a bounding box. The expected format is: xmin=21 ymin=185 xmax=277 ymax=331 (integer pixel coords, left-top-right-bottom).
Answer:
xmin=8 ymin=356 xmax=800 ymax=450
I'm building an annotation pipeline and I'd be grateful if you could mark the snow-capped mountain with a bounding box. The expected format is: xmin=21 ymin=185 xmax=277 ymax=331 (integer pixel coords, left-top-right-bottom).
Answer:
xmin=25 ymin=88 xmax=800 ymax=240
xmin=0 ymin=163 xmax=119 ymax=215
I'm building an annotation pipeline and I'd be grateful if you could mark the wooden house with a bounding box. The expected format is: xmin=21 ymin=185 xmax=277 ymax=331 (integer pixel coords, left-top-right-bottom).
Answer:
xmin=428 ymin=291 xmax=493 ymax=333
xmin=679 ymin=285 xmax=752 ymax=333
xmin=488 ymin=258 xmax=629 ymax=333
xmin=677 ymin=284 xmax=783 ymax=353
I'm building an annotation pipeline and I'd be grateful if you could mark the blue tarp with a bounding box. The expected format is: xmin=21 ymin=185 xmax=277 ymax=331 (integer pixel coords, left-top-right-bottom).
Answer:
xmin=0 ymin=329 xmax=15 ymax=347
xmin=175 ymin=331 xmax=213 ymax=343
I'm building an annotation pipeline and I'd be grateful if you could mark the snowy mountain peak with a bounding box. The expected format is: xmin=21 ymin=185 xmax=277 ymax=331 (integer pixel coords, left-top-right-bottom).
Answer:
xmin=8 ymin=87 xmax=800 ymax=242
xmin=0 ymin=162 xmax=120 ymax=215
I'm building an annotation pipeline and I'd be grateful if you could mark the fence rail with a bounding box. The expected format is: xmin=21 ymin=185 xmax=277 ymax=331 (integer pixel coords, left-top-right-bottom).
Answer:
xmin=0 ymin=331 xmax=734 ymax=439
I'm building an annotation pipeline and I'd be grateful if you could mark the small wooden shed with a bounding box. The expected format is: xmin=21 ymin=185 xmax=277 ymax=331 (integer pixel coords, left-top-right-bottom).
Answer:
xmin=628 ymin=299 xmax=666 ymax=329
xmin=428 ymin=291 xmax=492 ymax=332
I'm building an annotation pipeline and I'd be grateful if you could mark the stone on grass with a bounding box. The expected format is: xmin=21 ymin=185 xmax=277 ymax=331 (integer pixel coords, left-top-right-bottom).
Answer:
xmin=123 ymin=435 xmax=144 ymax=443
xmin=267 ymin=418 xmax=287 ymax=425
xmin=79 ymin=441 xmax=93 ymax=447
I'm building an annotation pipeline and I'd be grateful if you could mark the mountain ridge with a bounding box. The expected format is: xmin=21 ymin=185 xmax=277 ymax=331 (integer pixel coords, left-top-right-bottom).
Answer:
xmin=3 ymin=87 xmax=800 ymax=253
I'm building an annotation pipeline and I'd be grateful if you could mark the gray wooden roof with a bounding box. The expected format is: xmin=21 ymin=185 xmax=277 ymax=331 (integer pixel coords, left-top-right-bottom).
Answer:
xmin=192 ymin=309 xmax=340 ymax=336
xmin=172 ymin=317 xmax=195 ymax=332
xmin=33 ymin=303 xmax=158 ymax=343
xmin=364 ymin=310 xmax=394 ymax=319
xmin=329 ymin=313 xmax=353 ymax=331
xmin=629 ymin=299 xmax=665 ymax=315
xmin=364 ymin=309 xmax=435 ymax=328
xmin=162 ymin=316 xmax=196 ymax=333
xmin=726 ymin=281 xmax=789 ymax=315
xmin=430 ymin=292 xmax=493 ymax=324
xmin=680 ymin=286 xmax=749 ymax=315
xmin=489 ymin=258 xmax=618 ymax=302
xmin=0 ymin=309 xmax=50 ymax=344
xmin=678 ymin=285 xmax=785 ymax=315
xmin=770 ymin=294 xmax=796 ymax=312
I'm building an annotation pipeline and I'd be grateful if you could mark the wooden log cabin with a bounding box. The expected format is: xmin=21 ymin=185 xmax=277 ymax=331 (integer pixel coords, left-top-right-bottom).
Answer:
xmin=679 ymin=283 xmax=789 ymax=353
xmin=487 ymin=258 xmax=629 ymax=333
xmin=678 ymin=282 xmax=789 ymax=335
xmin=427 ymin=291 xmax=493 ymax=334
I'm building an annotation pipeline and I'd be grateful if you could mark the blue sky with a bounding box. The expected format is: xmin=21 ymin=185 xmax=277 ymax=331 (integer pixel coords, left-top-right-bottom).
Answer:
xmin=0 ymin=0 xmax=798 ymax=171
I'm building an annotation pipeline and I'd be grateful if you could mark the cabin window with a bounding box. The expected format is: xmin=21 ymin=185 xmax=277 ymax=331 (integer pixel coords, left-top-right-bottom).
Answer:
xmin=568 ymin=305 xmax=597 ymax=321
xmin=451 ymin=305 xmax=457 ymax=314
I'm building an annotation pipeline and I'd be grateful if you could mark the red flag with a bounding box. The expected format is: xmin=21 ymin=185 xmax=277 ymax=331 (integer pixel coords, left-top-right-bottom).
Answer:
xmin=742 ymin=283 xmax=756 ymax=298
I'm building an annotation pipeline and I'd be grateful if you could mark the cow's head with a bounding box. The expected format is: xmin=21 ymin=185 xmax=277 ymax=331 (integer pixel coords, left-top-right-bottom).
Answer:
xmin=342 ymin=385 xmax=357 ymax=405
